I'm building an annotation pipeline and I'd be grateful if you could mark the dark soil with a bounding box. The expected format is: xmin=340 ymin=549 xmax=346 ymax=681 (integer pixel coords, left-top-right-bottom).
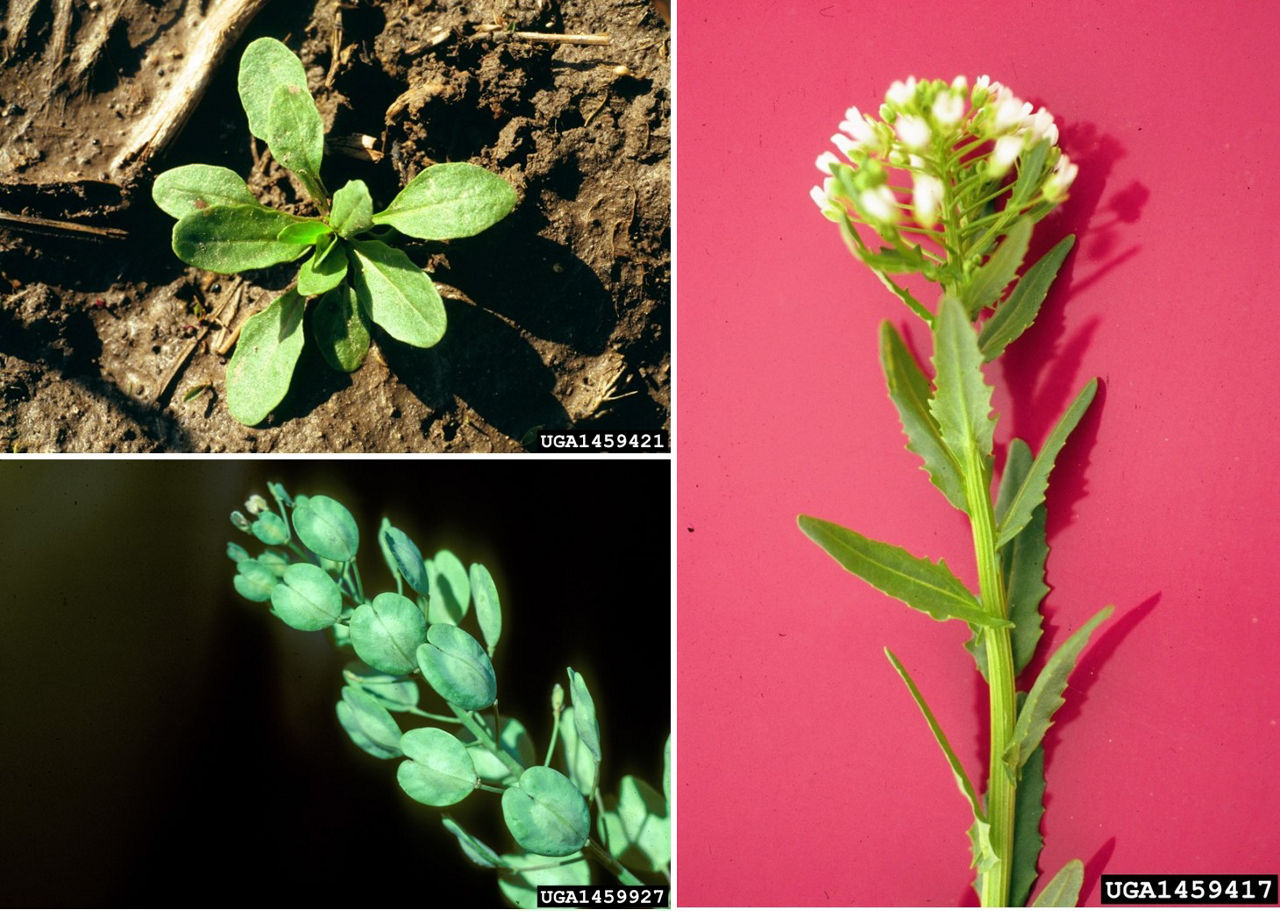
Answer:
xmin=0 ymin=0 xmax=669 ymax=451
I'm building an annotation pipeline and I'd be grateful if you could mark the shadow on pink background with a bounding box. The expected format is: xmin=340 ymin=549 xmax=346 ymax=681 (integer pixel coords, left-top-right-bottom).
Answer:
xmin=677 ymin=1 xmax=1280 ymax=905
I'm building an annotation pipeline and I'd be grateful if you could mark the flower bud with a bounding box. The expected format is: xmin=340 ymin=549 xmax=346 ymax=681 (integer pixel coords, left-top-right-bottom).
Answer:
xmin=244 ymin=494 xmax=269 ymax=516
xmin=230 ymin=510 xmax=251 ymax=533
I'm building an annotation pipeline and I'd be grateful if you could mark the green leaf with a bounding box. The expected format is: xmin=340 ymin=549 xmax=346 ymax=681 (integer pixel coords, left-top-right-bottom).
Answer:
xmin=997 ymin=439 xmax=1049 ymax=674
xmin=312 ymin=283 xmax=370 ymax=372
xmin=238 ymin=37 xmax=308 ymax=143
xmin=1011 ymin=742 xmax=1047 ymax=907
xmin=1005 ymin=605 xmax=1113 ymax=773
xmin=442 ymin=816 xmax=503 ymax=869
xmin=417 ymin=623 xmax=497 ymax=711
xmin=502 ymin=766 xmax=592 ymax=857
xmin=225 ymin=290 xmax=305 ymax=425
xmin=348 ymin=238 xmax=446 ymax=349
xmin=567 ymin=667 xmax=601 ymax=763
xmin=331 ymin=179 xmax=375 ymax=238
xmin=297 ymin=235 xmax=349 ymax=297
xmin=372 ymin=162 xmax=516 ymax=239
xmin=291 ymin=494 xmax=359 ymax=562
xmin=558 ymin=706 xmax=599 ymax=797
xmin=469 ymin=562 xmax=502 ymax=655
xmin=397 ymin=726 xmax=477 ymax=806
xmin=930 ymin=294 xmax=995 ymax=472
xmin=349 ymin=592 xmax=429 ymax=674
xmin=597 ymin=775 xmax=670 ymax=873
xmin=961 ymin=217 xmax=1031 ymax=317
xmin=270 ymin=562 xmax=342 ymax=631
xmin=277 ymin=220 xmax=330 ymax=246
xmin=172 ymin=204 xmax=311 ymax=273
xmin=1031 ymin=858 xmax=1084 ymax=907
xmin=797 ymin=515 xmax=1006 ymax=629
xmin=336 ymin=685 xmax=403 ymax=759
xmin=880 ymin=320 xmax=966 ymax=512
xmin=884 ymin=648 xmax=983 ymax=820
xmin=426 ymin=549 xmax=471 ymax=624
xmin=497 ymin=853 xmax=591 ymax=908
xmin=979 ymin=236 xmax=1075 ymax=361
xmin=995 ymin=378 xmax=1098 ymax=549
xmin=233 ymin=559 xmax=276 ymax=602
xmin=378 ymin=520 xmax=428 ymax=594
xmin=342 ymin=661 xmax=420 ymax=712
xmin=152 ymin=164 xmax=256 ymax=219
xmin=1013 ymin=141 xmax=1053 ymax=208
xmin=265 ymin=81 xmax=325 ymax=201
xmin=462 ymin=715 xmax=536 ymax=782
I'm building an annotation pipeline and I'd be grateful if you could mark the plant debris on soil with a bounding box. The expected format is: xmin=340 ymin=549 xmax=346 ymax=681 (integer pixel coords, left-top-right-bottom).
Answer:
xmin=0 ymin=0 xmax=670 ymax=451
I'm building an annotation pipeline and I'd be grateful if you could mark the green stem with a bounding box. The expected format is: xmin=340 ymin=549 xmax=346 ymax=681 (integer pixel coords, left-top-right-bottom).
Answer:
xmin=452 ymin=705 xmax=525 ymax=779
xmin=586 ymin=839 xmax=644 ymax=887
xmin=963 ymin=448 xmax=1016 ymax=908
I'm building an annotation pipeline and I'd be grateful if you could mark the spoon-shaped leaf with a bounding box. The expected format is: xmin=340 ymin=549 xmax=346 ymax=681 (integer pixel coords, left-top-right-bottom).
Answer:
xmin=238 ymin=37 xmax=308 ymax=143
xmin=331 ymin=179 xmax=375 ymax=238
xmin=372 ymin=162 xmax=516 ymax=239
xmin=225 ymin=290 xmax=305 ymax=425
xmin=313 ymin=283 xmax=370 ymax=372
xmin=152 ymin=164 xmax=256 ymax=218
xmin=172 ymin=204 xmax=312 ymax=273
xmin=348 ymin=238 xmax=446 ymax=349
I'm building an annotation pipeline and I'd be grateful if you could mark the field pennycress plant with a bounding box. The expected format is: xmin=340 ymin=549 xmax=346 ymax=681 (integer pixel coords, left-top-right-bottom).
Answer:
xmin=800 ymin=75 xmax=1107 ymax=907
xmin=152 ymin=37 xmax=515 ymax=425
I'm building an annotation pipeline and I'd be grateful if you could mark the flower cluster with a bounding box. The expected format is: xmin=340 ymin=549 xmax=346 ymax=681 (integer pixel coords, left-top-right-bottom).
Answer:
xmin=810 ymin=76 xmax=1076 ymax=305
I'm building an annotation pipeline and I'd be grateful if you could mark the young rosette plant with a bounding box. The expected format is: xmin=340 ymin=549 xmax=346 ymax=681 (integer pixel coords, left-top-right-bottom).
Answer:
xmin=226 ymin=484 xmax=670 ymax=907
xmin=152 ymin=37 xmax=516 ymax=425
xmin=800 ymin=76 xmax=1106 ymax=907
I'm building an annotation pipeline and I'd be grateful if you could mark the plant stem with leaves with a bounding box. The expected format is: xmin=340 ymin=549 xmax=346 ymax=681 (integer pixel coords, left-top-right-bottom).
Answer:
xmin=800 ymin=75 xmax=1107 ymax=907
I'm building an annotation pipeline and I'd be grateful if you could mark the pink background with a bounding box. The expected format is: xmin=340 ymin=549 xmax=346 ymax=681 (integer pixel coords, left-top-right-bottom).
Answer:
xmin=677 ymin=1 xmax=1280 ymax=905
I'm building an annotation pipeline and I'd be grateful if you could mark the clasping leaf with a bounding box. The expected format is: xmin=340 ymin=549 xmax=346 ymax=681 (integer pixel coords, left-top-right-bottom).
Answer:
xmin=797 ymin=515 xmax=1006 ymax=629
xmin=1004 ymin=605 xmax=1112 ymax=774
xmin=1031 ymin=858 xmax=1085 ymax=907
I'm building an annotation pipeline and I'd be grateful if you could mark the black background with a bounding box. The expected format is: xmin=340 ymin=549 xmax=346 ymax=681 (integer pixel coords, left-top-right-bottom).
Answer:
xmin=0 ymin=459 xmax=670 ymax=907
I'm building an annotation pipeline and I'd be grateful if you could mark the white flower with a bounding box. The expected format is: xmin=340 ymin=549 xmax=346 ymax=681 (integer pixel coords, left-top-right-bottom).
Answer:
xmin=1028 ymin=107 xmax=1059 ymax=145
xmin=859 ymin=185 xmax=899 ymax=223
xmin=994 ymin=95 xmax=1033 ymax=132
xmin=1044 ymin=154 xmax=1078 ymax=201
xmin=809 ymin=184 xmax=827 ymax=208
xmin=895 ymin=114 xmax=931 ymax=150
xmin=831 ymin=133 xmax=859 ymax=158
xmin=988 ymin=134 xmax=1024 ymax=176
xmin=951 ymin=75 xmax=968 ymax=92
xmin=816 ymin=151 xmax=840 ymax=174
xmin=912 ymin=173 xmax=944 ymax=225
xmin=932 ymin=92 xmax=965 ymax=126
xmin=886 ymin=77 xmax=917 ymax=106
xmin=810 ymin=178 xmax=842 ymax=221
xmin=839 ymin=113 xmax=876 ymax=146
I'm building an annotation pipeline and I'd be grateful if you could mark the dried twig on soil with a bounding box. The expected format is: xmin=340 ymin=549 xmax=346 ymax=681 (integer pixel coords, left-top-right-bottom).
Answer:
xmin=111 ymin=0 xmax=273 ymax=176
xmin=0 ymin=209 xmax=127 ymax=240
xmin=153 ymin=279 xmax=243 ymax=405
xmin=473 ymin=25 xmax=612 ymax=46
